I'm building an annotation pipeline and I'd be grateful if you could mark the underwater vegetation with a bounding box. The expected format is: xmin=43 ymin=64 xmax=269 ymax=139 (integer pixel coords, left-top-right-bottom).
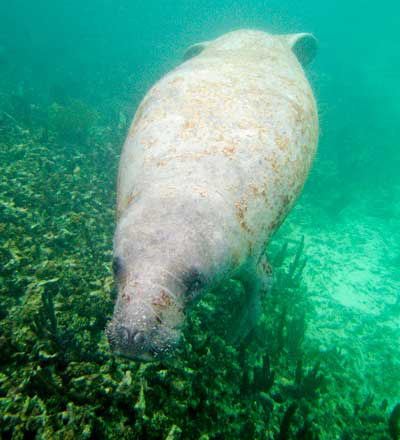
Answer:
xmin=0 ymin=94 xmax=399 ymax=439
xmin=47 ymin=100 xmax=99 ymax=146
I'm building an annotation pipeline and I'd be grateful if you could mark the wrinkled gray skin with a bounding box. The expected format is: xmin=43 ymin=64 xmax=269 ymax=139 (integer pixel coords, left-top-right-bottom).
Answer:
xmin=106 ymin=29 xmax=319 ymax=361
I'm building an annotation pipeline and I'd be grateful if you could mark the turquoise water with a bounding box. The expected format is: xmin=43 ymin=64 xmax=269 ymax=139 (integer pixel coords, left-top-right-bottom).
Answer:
xmin=0 ymin=1 xmax=399 ymax=438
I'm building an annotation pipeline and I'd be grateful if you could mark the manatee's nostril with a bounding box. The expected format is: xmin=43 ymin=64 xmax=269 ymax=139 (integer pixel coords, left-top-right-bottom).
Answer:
xmin=120 ymin=326 xmax=131 ymax=345
xmin=133 ymin=331 xmax=145 ymax=345
xmin=117 ymin=326 xmax=146 ymax=347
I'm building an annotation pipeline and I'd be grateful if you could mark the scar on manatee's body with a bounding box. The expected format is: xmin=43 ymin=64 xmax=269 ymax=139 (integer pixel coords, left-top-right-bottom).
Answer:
xmin=235 ymin=199 xmax=251 ymax=233
xmin=126 ymin=190 xmax=139 ymax=208
xmin=152 ymin=290 xmax=173 ymax=308
xmin=275 ymin=133 xmax=290 ymax=150
xmin=122 ymin=291 xmax=131 ymax=303
xmin=222 ymin=145 xmax=236 ymax=157
xmin=170 ymin=77 xmax=184 ymax=85
xmin=193 ymin=187 xmax=208 ymax=198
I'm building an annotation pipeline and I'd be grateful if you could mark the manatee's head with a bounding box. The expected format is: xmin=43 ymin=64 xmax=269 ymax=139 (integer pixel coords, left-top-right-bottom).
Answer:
xmin=106 ymin=211 xmax=209 ymax=361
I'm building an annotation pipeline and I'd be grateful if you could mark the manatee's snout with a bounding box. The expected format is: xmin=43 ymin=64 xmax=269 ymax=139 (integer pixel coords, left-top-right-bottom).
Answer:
xmin=106 ymin=276 xmax=184 ymax=361
xmin=108 ymin=224 xmax=201 ymax=361
xmin=107 ymin=306 xmax=181 ymax=361
xmin=107 ymin=322 xmax=159 ymax=362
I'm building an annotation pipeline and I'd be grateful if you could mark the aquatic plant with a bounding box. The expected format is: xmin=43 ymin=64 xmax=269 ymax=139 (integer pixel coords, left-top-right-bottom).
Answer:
xmin=48 ymin=99 xmax=99 ymax=145
xmin=389 ymin=403 xmax=400 ymax=440
xmin=6 ymin=86 xmax=34 ymax=127
xmin=277 ymin=402 xmax=298 ymax=440
xmin=290 ymin=360 xmax=325 ymax=400
xmin=261 ymin=239 xmax=311 ymax=365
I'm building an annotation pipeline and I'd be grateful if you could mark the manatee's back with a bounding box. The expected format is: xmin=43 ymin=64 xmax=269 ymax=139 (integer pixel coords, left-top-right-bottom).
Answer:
xmin=117 ymin=30 xmax=318 ymax=256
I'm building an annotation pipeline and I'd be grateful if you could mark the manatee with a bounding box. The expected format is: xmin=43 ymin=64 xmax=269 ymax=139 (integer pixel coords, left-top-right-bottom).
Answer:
xmin=106 ymin=29 xmax=319 ymax=361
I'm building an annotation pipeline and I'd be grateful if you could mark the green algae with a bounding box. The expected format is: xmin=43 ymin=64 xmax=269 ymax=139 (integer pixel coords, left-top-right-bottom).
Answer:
xmin=48 ymin=100 xmax=99 ymax=146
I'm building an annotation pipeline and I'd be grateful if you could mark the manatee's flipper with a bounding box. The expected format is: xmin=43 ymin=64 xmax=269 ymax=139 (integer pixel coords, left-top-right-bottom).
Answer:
xmin=282 ymin=33 xmax=317 ymax=67
xmin=183 ymin=41 xmax=209 ymax=61
xmin=229 ymin=256 xmax=273 ymax=344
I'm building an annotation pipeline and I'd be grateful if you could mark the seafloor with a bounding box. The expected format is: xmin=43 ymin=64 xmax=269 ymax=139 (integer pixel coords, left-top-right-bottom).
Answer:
xmin=0 ymin=87 xmax=399 ymax=439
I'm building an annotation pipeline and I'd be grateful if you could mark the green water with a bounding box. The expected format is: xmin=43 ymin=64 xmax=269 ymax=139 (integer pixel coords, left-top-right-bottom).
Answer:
xmin=0 ymin=1 xmax=399 ymax=438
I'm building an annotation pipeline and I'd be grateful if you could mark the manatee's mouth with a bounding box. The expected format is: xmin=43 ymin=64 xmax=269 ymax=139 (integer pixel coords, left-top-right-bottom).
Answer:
xmin=106 ymin=321 xmax=176 ymax=362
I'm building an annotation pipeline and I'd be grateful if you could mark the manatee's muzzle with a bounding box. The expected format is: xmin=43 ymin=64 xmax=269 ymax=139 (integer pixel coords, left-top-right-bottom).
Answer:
xmin=107 ymin=262 xmax=185 ymax=361
xmin=107 ymin=319 xmax=175 ymax=361
xmin=106 ymin=313 xmax=179 ymax=362
xmin=107 ymin=322 xmax=158 ymax=361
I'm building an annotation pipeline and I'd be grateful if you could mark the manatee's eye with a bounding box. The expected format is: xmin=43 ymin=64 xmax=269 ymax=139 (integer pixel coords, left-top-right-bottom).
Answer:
xmin=183 ymin=268 xmax=206 ymax=300
xmin=112 ymin=256 xmax=123 ymax=278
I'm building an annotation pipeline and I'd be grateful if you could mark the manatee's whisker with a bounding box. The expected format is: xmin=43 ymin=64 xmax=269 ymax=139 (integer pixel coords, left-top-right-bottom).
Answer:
xmin=148 ymin=281 xmax=179 ymax=304
xmin=161 ymin=268 xmax=187 ymax=288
